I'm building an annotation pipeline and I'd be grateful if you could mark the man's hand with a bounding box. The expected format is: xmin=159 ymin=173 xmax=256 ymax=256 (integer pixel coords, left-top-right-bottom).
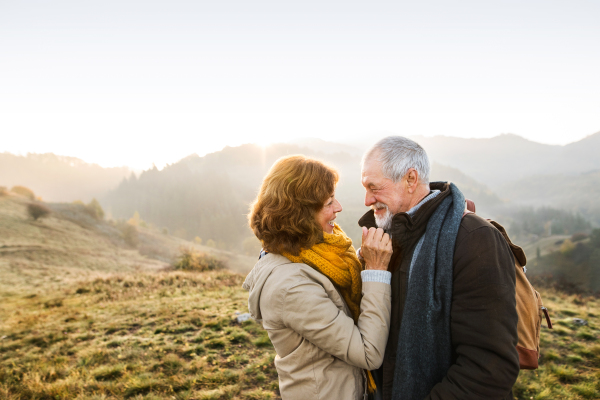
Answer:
xmin=361 ymin=227 xmax=393 ymax=271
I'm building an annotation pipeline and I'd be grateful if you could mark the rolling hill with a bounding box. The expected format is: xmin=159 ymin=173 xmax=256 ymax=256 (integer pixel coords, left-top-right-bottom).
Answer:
xmin=500 ymin=170 xmax=600 ymax=225
xmin=103 ymin=143 xmax=504 ymax=250
xmin=0 ymin=191 xmax=256 ymax=297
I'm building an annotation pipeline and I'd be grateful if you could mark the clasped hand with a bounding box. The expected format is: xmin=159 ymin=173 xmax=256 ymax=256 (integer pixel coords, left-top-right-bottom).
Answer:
xmin=361 ymin=227 xmax=393 ymax=271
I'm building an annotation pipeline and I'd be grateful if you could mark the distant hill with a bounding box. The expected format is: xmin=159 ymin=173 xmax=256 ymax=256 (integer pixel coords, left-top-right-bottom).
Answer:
xmin=104 ymin=143 xmax=503 ymax=250
xmin=0 ymin=152 xmax=130 ymax=202
xmin=411 ymin=131 xmax=600 ymax=186
xmin=0 ymin=192 xmax=255 ymax=295
xmin=500 ymin=170 xmax=600 ymax=225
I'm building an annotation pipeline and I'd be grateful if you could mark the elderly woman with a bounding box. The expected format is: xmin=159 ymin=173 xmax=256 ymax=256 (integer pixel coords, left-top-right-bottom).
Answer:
xmin=243 ymin=155 xmax=392 ymax=399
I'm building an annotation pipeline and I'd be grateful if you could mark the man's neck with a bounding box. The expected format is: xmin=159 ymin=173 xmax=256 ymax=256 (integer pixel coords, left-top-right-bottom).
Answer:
xmin=406 ymin=185 xmax=431 ymax=211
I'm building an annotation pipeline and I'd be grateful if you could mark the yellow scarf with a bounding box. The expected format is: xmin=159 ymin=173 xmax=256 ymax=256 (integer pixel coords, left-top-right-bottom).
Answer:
xmin=282 ymin=223 xmax=377 ymax=393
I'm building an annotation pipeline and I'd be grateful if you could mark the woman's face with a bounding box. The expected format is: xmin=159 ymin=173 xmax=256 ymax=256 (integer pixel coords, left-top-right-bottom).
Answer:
xmin=316 ymin=193 xmax=343 ymax=234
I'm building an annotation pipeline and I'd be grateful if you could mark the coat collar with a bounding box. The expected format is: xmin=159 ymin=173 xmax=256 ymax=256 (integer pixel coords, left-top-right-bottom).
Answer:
xmin=357 ymin=182 xmax=452 ymax=272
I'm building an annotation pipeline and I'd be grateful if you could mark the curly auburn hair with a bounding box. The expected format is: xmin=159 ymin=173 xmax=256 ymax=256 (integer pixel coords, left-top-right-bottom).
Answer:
xmin=249 ymin=155 xmax=339 ymax=256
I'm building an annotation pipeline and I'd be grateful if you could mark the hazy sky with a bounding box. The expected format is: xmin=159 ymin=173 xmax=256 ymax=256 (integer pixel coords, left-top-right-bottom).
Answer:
xmin=1 ymin=0 xmax=599 ymax=169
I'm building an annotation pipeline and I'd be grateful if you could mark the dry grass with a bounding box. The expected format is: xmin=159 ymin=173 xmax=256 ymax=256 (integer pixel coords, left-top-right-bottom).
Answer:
xmin=0 ymin=196 xmax=166 ymax=296
xmin=0 ymin=196 xmax=255 ymax=297
xmin=1 ymin=194 xmax=599 ymax=399
xmin=0 ymin=270 xmax=278 ymax=399
xmin=513 ymin=291 xmax=600 ymax=399
xmin=2 ymin=269 xmax=599 ymax=399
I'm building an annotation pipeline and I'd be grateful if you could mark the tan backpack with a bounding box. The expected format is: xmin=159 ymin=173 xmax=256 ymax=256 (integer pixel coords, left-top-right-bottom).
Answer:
xmin=464 ymin=200 xmax=552 ymax=369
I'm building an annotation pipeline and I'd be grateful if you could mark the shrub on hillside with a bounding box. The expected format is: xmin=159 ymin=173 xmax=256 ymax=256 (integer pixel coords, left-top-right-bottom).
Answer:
xmin=173 ymin=247 xmax=226 ymax=272
xmin=85 ymin=198 xmax=105 ymax=220
xmin=0 ymin=186 xmax=8 ymax=196
xmin=560 ymin=239 xmax=575 ymax=255
xmin=27 ymin=202 xmax=51 ymax=221
xmin=11 ymin=185 xmax=35 ymax=200
xmin=120 ymin=224 xmax=139 ymax=247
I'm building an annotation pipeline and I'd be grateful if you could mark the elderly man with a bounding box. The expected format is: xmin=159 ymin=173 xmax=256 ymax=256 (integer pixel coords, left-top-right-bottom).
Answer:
xmin=358 ymin=136 xmax=519 ymax=400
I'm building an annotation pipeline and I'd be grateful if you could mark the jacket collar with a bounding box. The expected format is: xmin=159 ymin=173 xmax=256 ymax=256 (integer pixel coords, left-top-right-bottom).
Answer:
xmin=358 ymin=182 xmax=452 ymax=272
xmin=358 ymin=182 xmax=451 ymax=235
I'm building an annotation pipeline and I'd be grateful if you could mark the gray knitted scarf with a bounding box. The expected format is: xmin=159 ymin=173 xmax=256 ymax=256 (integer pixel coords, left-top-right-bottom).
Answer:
xmin=392 ymin=183 xmax=465 ymax=400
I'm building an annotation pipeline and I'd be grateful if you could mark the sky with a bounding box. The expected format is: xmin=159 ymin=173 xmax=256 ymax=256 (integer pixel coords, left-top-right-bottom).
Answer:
xmin=1 ymin=0 xmax=599 ymax=170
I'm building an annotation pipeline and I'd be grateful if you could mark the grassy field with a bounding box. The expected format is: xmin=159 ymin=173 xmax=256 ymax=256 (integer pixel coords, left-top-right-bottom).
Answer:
xmin=0 ymin=270 xmax=279 ymax=399
xmin=1 ymin=269 xmax=600 ymax=399
xmin=1 ymin=193 xmax=600 ymax=399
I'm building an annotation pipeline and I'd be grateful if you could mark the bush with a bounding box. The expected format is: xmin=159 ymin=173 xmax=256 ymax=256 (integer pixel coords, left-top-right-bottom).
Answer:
xmin=560 ymin=239 xmax=575 ymax=255
xmin=173 ymin=247 xmax=226 ymax=272
xmin=11 ymin=185 xmax=35 ymax=200
xmin=121 ymin=224 xmax=139 ymax=247
xmin=27 ymin=202 xmax=51 ymax=220
xmin=85 ymin=198 xmax=105 ymax=220
xmin=0 ymin=186 xmax=8 ymax=196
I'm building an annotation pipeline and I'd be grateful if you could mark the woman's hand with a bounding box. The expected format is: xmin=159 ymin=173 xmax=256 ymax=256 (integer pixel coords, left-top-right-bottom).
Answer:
xmin=361 ymin=227 xmax=393 ymax=271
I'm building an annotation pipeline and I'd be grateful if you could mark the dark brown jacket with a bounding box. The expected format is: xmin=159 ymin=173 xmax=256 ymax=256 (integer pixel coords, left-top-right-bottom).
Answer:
xmin=359 ymin=182 xmax=519 ymax=400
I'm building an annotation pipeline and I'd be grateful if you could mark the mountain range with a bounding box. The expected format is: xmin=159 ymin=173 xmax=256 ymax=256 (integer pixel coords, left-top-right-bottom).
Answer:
xmin=411 ymin=132 xmax=600 ymax=186
xmin=2 ymin=131 xmax=599 ymax=250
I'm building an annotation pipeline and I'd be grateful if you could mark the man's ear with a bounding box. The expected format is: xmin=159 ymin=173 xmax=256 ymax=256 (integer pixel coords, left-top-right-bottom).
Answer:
xmin=405 ymin=168 xmax=419 ymax=193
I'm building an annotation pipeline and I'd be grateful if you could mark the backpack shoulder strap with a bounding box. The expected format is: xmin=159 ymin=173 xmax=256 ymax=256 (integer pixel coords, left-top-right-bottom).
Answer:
xmin=462 ymin=199 xmax=476 ymax=217
xmin=466 ymin=199 xmax=476 ymax=213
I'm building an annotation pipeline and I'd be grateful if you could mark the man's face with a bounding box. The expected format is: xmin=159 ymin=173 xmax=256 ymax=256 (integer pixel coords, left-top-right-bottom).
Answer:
xmin=361 ymin=158 xmax=408 ymax=230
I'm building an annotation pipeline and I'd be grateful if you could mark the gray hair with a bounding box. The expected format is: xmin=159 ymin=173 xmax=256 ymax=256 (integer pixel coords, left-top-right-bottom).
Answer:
xmin=362 ymin=136 xmax=430 ymax=185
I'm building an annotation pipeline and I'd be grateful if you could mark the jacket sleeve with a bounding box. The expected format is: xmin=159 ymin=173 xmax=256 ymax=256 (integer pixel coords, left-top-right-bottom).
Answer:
xmin=427 ymin=225 xmax=520 ymax=400
xmin=281 ymin=278 xmax=392 ymax=370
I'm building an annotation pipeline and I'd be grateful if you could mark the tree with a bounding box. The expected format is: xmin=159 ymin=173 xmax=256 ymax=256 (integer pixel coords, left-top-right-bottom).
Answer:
xmin=128 ymin=211 xmax=141 ymax=226
xmin=27 ymin=202 xmax=51 ymax=221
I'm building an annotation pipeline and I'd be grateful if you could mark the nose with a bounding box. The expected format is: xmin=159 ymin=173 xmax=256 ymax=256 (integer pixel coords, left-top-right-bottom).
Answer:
xmin=334 ymin=198 xmax=343 ymax=213
xmin=365 ymin=191 xmax=376 ymax=207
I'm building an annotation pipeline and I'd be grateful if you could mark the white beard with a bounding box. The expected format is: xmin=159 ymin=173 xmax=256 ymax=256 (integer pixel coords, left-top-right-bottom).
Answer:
xmin=372 ymin=202 xmax=393 ymax=230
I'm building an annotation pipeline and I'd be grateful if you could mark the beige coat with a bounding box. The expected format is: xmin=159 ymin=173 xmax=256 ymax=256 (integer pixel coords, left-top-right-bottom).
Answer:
xmin=243 ymin=253 xmax=391 ymax=400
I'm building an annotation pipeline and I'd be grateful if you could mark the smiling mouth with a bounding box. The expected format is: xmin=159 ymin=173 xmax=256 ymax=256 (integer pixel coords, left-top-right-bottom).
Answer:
xmin=372 ymin=203 xmax=388 ymax=213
